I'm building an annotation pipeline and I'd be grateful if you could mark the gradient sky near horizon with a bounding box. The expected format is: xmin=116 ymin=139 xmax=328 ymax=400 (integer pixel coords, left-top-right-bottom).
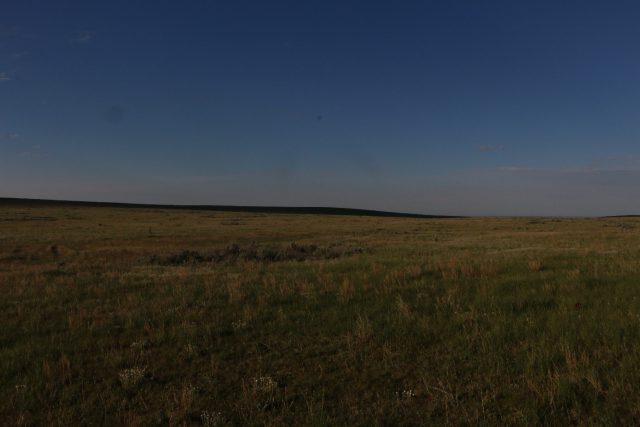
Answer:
xmin=2 ymin=1 xmax=640 ymax=215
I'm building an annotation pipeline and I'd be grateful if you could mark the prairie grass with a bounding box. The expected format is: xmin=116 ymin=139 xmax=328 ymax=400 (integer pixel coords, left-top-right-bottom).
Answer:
xmin=2 ymin=205 xmax=640 ymax=425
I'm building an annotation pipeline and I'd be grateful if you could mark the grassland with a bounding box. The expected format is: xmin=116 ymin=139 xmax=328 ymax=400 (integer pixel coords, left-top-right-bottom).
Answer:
xmin=2 ymin=203 xmax=640 ymax=426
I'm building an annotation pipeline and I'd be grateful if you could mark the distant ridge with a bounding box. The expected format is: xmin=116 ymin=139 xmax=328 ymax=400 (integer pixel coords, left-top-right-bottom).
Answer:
xmin=0 ymin=197 xmax=459 ymax=219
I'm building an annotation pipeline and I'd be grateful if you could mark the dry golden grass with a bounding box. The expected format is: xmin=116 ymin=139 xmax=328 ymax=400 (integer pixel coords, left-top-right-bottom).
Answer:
xmin=2 ymin=205 xmax=640 ymax=425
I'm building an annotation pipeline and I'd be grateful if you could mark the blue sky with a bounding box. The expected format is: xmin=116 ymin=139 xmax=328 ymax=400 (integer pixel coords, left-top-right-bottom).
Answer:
xmin=2 ymin=1 xmax=640 ymax=215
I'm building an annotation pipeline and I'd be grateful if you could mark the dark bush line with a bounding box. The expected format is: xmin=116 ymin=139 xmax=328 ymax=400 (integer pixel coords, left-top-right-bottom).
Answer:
xmin=0 ymin=197 xmax=456 ymax=218
xmin=149 ymin=243 xmax=367 ymax=265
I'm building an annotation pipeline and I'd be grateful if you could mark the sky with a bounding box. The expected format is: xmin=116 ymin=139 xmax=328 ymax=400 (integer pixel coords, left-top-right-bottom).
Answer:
xmin=2 ymin=1 xmax=640 ymax=216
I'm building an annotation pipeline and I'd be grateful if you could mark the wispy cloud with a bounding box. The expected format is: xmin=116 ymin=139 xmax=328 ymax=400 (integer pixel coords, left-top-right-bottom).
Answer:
xmin=0 ymin=25 xmax=37 ymax=40
xmin=72 ymin=31 xmax=95 ymax=44
xmin=0 ymin=131 xmax=44 ymax=157
xmin=497 ymin=162 xmax=640 ymax=176
xmin=587 ymin=154 xmax=640 ymax=171
xmin=0 ymin=131 xmax=20 ymax=141
xmin=0 ymin=24 xmax=21 ymax=38
xmin=497 ymin=166 xmax=532 ymax=172
xmin=477 ymin=144 xmax=505 ymax=153
xmin=0 ymin=73 xmax=10 ymax=82
xmin=18 ymin=144 xmax=43 ymax=157
xmin=11 ymin=51 xmax=29 ymax=59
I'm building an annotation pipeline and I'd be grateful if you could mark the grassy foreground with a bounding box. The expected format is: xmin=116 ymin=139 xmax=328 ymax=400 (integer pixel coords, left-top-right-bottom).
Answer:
xmin=2 ymin=204 xmax=640 ymax=426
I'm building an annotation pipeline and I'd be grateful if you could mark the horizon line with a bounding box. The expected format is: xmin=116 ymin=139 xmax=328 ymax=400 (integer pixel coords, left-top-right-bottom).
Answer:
xmin=2 ymin=197 xmax=638 ymax=219
xmin=0 ymin=197 xmax=458 ymax=219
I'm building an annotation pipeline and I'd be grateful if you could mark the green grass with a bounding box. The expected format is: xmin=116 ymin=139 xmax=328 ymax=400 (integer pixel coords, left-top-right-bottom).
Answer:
xmin=2 ymin=205 xmax=640 ymax=425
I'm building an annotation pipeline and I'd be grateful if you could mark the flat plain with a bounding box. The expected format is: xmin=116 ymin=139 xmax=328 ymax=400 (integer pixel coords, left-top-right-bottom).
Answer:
xmin=2 ymin=203 xmax=640 ymax=426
